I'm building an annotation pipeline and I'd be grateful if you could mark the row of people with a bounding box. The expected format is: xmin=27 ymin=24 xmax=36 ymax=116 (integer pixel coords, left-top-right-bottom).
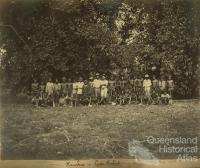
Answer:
xmin=31 ymin=73 xmax=174 ymax=107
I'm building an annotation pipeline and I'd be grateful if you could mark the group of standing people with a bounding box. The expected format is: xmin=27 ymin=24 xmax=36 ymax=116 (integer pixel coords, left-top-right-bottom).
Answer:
xmin=31 ymin=72 xmax=174 ymax=107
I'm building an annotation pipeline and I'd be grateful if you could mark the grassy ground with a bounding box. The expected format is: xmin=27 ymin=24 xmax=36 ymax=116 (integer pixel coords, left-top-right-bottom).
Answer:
xmin=1 ymin=100 xmax=200 ymax=160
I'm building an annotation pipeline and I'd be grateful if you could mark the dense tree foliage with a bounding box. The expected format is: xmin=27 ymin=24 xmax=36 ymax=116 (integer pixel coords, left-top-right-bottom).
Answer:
xmin=0 ymin=0 xmax=199 ymax=98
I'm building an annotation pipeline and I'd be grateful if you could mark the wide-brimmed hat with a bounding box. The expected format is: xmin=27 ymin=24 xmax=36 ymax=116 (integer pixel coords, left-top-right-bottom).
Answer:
xmin=96 ymin=73 xmax=100 ymax=76
xmin=145 ymin=74 xmax=149 ymax=78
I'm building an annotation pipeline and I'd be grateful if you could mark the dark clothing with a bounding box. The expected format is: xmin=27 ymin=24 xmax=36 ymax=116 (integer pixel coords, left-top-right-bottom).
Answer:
xmin=61 ymin=82 xmax=68 ymax=95
xmin=67 ymin=82 xmax=73 ymax=97
xmin=31 ymin=82 xmax=40 ymax=97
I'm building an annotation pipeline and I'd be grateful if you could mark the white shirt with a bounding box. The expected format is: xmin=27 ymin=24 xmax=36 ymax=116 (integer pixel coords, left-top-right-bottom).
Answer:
xmin=72 ymin=82 xmax=78 ymax=94
xmin=76 ymin=82 xmax=84 ymax=94
xmin=93 ymin=79 xmax=101 ymax=88
xmin=161 ymin=93 xmax=171 ymax=99
xmin=46 ymin=82 xmax=54 ymax=95
xmin=159 ymin=80 xmax=166 ymax=90
xmin=101 ymin=80 xmax=108 ymax=89
xmin=143 ymin=79 xmax=151 ymax=88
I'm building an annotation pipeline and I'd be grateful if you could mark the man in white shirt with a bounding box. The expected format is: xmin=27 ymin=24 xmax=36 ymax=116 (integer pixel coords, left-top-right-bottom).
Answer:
xmin=77 ymin=77 xmax=84 ymax=95
xmin=46 ymin=77 xmax=54 ymax=97
xmin=93 ymin=73 xmax=101 ymax=99
xmin=143 ymin=74 xmax=152 ymax=104
xmin=100 ymin=74 xmax=108 ymax=104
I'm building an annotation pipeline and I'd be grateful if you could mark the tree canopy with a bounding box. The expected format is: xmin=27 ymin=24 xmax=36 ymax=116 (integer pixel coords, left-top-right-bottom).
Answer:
xmin=0 ymin=0 xmax=199 ymax=98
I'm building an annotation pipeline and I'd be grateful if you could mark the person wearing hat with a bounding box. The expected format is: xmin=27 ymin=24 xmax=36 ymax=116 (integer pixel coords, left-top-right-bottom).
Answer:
xmin=143 ymin=74 xmax=152 ymax=104
xmin=100 ymin=74 xmax=108 ymax=104
xmin=89 ymin=76 xmax=94 ymax=87
xmin=93 ymin=73 xmax=101 ymax=100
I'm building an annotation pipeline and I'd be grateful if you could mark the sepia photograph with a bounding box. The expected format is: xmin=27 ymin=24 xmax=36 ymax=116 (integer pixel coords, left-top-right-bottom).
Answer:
xmin=0 ymin=0 xmax=200 ymax=167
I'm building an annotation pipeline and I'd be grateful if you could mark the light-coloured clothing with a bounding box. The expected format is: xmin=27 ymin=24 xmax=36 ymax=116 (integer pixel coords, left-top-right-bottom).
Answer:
xmin=72 ymin=82 xmax=78 ymax=94
xmin=101 ymin=88 xmax=108 ymax=98
xmin=95 ymin=88 xmax=101 ymax=98
xmin=77 ymin=82 xmax=84 ymax=95
xmin=59 ymin=97 xmax=66 ymax=106
xmin=101 ymin=80 xmax=108 ymax=98
xmin=101 ymin=80 xmax=108 ymax=89
xmin=93 ymin=79 xmax=101 ymax=88
xmin=46 ymin=82 xmax=54 ymax=96
xmin=143 ymin=79 xmax=152 ymax=97
xmin=143 ymin=79 xmax=151 ymax=88
xmin=161 ymin=93 xmax=171 ymax=99
xmin=159 ymin=80 xmax=166 ymax=90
